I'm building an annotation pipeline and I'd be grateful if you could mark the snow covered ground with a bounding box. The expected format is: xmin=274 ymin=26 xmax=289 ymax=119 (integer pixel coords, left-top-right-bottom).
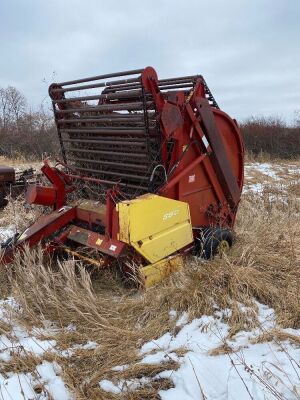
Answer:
xmin=243 ymin=162 xmax=300 ymax=195
xmin=0 ymin=226 xmax=15 ymax=243
xmin=0 ymin=161 xmax=299 ymax=399
xmin=0 ymin=298 xmax=299 ymax=400
xmin=101 ymin=303 xmax=300 ymax=399
xmin=0 ymin=298 xmax=73 ymax=400
xmin=0 ymin=360 xmax=71 ymax=400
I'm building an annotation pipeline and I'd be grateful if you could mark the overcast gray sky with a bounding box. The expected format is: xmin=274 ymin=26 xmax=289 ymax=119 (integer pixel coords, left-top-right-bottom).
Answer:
xmin=0 ymin=0 xmax=299 ymax=122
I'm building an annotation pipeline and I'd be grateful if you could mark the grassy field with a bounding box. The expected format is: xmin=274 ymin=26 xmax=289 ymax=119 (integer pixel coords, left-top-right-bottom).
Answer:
xmin=0 ymin=159 xmax=299 ymax=399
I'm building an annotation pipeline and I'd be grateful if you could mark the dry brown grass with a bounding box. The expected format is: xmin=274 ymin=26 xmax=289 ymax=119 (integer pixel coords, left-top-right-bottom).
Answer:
xmin=287 ymin=182 xmax=300 ymax=197
xmin=0 ymin=163 xmax=299 ymax=398
xmin=0 ymin=195 xmax=41 ymax=233
xmin=0 ymin=352 xmax=44 ymax=375
xmin=251 ymin=329 xmax=300 ymax=347
xmin=0 ymin=155 xmax=41 ymax=170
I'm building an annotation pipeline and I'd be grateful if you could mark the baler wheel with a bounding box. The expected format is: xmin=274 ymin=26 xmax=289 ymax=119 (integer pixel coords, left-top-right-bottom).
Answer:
xmin=0 ymin=197 xmax=8 ymax=208
xmin=0 ymin=188 xmax=8 ymax=208
xmin=196 ymin=228 xmax=234 ymax=259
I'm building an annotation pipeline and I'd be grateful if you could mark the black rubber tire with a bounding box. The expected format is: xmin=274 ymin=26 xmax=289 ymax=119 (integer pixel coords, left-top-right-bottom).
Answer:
xmin=0 ymin=197 xmax=8 ymax=208
xmin=1 ymin=233 xmax=19 ymax=249
xmin=195 ymin=227 xmax=234 ymax=259
xmin=0 ymin=187 xmax=8 ymax=208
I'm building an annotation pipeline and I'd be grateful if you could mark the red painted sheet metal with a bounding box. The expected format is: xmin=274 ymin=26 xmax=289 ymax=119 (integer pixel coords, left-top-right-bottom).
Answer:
xmin=67 ymin=225 xmax=126 ymax=258
xmin=196 ymin=98 xmax=241 ymax=207
xmin=1 ymin=206 xmax=76 ymax=264
xmin=17 ymin=206 xmax=76 ymax=244
xmin=147 ymin=75 xmax=244 ymax=228
xmin=26 ymin=185 xmax=57 ymax=207
xmin=76 ymin=203 xmax=106 ymax=227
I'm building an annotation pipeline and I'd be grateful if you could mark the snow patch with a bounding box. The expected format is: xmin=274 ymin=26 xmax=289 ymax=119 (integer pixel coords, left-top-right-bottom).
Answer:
xmin=176 ymin=311 xmax=189 ymax=327
xmin=0 ymin=361 xmax=72 ymax=400
xmin=103 ymin=302 xmax=300 ymax=400
xmin=0 ymin=225 xmax=15 ymax=242
xmin=0 ymin=373 xmax=36 ymax=400
xmin=111 ymin=364 xmax=129 ymax=372
xmin=36 ymin=361 xmax=72 ymax=400
xmin=243 ymin=162 xmax=300 ymax=200
xmin=245 ymin=162 xmax=280 ymax=179
xmin=0 ymin=299 xmax=94 ymax=399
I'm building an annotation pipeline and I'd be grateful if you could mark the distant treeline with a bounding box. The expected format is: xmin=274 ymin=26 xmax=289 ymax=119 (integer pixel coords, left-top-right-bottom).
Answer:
xmin=0 ymin=86 xmax=299 ymax=160
xmin=240 ymin=116 xmax=300 ymax=159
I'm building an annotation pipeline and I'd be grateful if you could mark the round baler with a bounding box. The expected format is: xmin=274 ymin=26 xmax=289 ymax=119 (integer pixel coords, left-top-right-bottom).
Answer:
xmin=1 ymin=67 xmax=244 ymax=287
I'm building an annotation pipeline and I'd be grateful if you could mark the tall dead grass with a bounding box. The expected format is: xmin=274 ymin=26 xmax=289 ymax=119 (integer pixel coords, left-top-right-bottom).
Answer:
xmin=0 ymin=189 xmax=299 ymax=398
xmin=0 ymin=196 xmax=41 ymax=234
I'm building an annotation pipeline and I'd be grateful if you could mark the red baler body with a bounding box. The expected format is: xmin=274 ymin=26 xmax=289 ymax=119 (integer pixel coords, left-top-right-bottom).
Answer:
xmin=1 ymin=67 xmax=244 ymax=278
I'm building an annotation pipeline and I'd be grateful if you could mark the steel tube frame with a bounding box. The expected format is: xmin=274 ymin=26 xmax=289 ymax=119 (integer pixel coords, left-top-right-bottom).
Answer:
xmin=51 ymin=77 xmax=141 ymax=93
xmin=61 ymin=128 xmax=146 ymax=135
xmin=57 ymin=68 xmax=144 ymax=86
xmin=68 ymin=147 xmax=148 ymax=158
xmin=67 ymin=172 xmax=148 ymax=190
xmin=68 ymin=157 xmax=148 ymax=170
xmin=57 ymin=116 xmax=145 ymax=124
xmin=54 ymin=89 xmax=143 ymax=104
xmin=62 ymin=138 xmax=149 ymax=146
xmin=68 ymin=166 xmax=148 ymax=182
xmin=54 ymin=102 xmax=153 ymax=113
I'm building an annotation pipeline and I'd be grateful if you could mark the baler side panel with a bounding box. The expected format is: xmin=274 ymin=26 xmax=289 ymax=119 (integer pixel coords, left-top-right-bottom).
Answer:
xmin=152 ymin=79 xmax=244 ymax=228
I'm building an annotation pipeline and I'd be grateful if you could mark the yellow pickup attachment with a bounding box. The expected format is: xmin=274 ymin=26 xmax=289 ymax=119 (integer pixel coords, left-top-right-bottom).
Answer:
xmin=117 ymin=193 xmax=193 ymax=265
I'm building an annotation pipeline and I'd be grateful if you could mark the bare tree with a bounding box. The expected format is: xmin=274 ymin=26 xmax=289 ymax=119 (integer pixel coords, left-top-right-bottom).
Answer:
xmin=6 ymin=86 xmax=27 ymax=122
xmin=294 ymin=110 xmax=300 ymax=127
xmin=0 ymin=87 xmax=10 ymax=129
xmin=0 ymin=86 xmax=27 ymax=130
